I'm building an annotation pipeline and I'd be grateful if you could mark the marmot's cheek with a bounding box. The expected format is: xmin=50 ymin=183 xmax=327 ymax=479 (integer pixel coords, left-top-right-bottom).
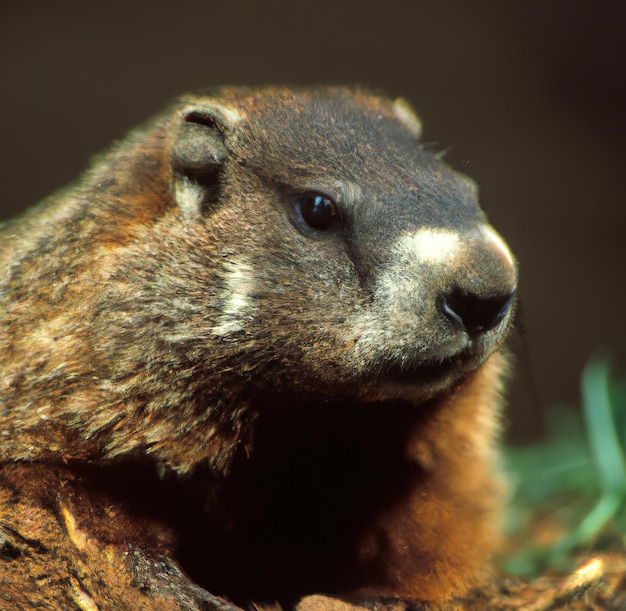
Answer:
xmin=211 ymin=257 xmax=257 ymax=337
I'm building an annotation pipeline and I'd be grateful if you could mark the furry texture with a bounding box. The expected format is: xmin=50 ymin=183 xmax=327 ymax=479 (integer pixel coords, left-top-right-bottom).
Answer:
xmin=0 ymin=87 xmax=516 ymax=609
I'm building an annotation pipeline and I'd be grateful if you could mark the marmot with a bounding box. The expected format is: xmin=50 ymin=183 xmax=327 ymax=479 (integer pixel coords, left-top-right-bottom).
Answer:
xmin=0 ymin=86 xmax=517 ymax=610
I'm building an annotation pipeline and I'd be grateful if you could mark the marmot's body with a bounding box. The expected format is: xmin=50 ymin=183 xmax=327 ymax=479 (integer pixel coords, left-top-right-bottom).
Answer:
xmin=0 ymin=87 xmax=516 ymax=610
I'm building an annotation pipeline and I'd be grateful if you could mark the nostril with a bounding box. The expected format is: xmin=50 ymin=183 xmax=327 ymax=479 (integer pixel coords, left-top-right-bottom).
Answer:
xmin=441 ymin=289 xmax=516 ymax=336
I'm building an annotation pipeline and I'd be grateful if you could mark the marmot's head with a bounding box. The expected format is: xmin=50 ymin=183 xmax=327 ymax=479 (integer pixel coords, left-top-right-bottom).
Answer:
xmin=0 ymin=86 xmax=516 ymax=472
xmin=169 ymin=86 xmax=517 ymax=404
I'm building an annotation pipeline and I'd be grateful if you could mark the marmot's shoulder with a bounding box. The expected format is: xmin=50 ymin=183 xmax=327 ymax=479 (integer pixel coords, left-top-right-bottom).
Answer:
xmin=0 ymin=86 xmax=516 ymax=609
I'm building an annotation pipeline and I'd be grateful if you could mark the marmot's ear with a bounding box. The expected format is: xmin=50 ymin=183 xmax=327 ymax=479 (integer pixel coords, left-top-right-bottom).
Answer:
xmin=171 ymin=103 xmax=241 ymax=215
xmin=392 ymin=97 xmax=422 ymax=139
xmin=171 ymin=105 xmax=234 ymax=180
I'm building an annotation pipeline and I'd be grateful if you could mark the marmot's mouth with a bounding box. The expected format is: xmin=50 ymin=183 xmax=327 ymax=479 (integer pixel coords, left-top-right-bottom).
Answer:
xmin=351 ymin=352 xmax=476 ymax=405
xmin=380 ymin=348 xmax=478 ymax=387
xmin=384 ymin=362 xmax=454 ymax=385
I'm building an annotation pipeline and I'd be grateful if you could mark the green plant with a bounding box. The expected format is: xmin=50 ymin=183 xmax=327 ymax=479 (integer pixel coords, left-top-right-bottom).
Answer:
xmin=502 ymin=354 xmax=626 ymax=576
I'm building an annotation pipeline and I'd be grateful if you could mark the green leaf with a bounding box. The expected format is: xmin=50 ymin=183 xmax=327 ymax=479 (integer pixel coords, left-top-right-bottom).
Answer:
xmin=581 ymin=354 xmax=626 ymax=497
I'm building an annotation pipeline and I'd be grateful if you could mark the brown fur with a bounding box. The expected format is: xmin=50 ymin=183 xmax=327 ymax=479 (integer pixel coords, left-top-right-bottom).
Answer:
xmin=0 ymin=86 xmax=516 ymax=609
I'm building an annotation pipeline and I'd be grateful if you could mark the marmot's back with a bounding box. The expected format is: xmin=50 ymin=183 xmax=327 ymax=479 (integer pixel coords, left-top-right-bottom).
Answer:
xmin=0 ymin=87 xmax=516 ymax=609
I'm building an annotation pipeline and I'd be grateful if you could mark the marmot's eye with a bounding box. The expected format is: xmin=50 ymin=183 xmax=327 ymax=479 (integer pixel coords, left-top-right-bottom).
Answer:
xmin=296 ymin=194 xmax=338 ymax=230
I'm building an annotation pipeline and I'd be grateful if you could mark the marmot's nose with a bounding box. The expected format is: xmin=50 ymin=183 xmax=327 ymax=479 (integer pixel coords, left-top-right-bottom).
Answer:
xmin=441 ymin=289 xmax=516 ymax=336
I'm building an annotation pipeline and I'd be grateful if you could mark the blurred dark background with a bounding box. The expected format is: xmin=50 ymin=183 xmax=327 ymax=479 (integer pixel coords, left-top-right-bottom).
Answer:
xmin=1 ymin=1 xmax=624 ymax=441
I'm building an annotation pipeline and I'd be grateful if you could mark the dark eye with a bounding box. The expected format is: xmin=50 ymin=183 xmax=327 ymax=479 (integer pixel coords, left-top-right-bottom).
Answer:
xmin=296 ymin=194 xmax=338 ymax=230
